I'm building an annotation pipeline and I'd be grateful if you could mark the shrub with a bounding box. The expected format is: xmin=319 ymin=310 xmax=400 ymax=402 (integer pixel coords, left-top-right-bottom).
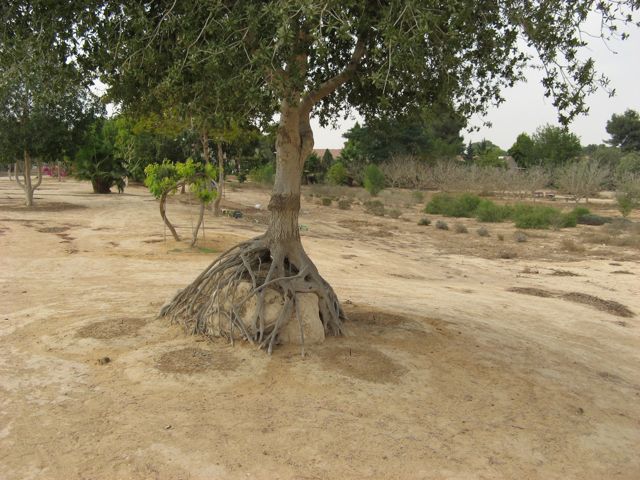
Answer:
xmin=418 ymin=217 xmax=431 ymax=226
xmin=326 ymin=162 xmax=348 ymax=185
xmin=364 ymin=200 xmax=385 ymax=216
xmin=477 ymin=226 xmax=490 ymax=237
xmin=363 ymin=164 xmax=385 ymax=196
xmin=435 ymin=220 xmax=449 ymax=230
xmin=412 ymin=190 xmax=425 ymax=203
xmin=249 ymin=163 xmax=275 ymax=185
xmin=578 ymin=214 xmax=609 ymax=226
xmin=454 ymin=223 xmax=468 ymax=233
xmin=616 ymin=175 xmax=640 ymax=217
xmin=321 ymin=197 xmax=332 ymax=206
xmin=388 ymin=208 xmax=402 ymax=219
xmin=514 ymin=231 xmax=528 ymax=242
xmin=561 ymin=238 xmax=585 ymax=252
xmin=424 ymin=193 xmax=481 ymax=217
xmin=475 ymin=199 xmax=511 ymax=222
xmin=337 ymin=199 xmax=352 ymax=210
xmin=511 ymin=204 xmax=566 ymax=229
xmin=556 ymin=158 xmax=610 ymax=203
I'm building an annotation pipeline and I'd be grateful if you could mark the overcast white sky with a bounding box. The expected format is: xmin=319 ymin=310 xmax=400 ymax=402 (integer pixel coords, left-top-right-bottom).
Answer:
xmin=312 ymin=22 xmax=640 ymax=151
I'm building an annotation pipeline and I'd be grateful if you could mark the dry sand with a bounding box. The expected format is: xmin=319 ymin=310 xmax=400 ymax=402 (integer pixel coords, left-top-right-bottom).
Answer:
xmin=1 ymin=177 xmax=639 ymax=479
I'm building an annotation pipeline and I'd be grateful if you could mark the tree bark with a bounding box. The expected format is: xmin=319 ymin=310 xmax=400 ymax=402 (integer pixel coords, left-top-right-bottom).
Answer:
xmin=191 ymin=200 xmax=205 ymax=247
xmin=91 ymin=178 xmax=112 ymax=194
xmin=160 ymin=189 xmax=181 ymax=241
xmin=213 ymin=142 xmax=224 ymax=216
xmin=16 ymin=149 xmax=42 ymax=207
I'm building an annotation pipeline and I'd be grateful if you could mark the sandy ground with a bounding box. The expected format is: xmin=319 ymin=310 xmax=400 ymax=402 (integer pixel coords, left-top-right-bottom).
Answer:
xmin=1 ymin=177 xmax=639 ymax=480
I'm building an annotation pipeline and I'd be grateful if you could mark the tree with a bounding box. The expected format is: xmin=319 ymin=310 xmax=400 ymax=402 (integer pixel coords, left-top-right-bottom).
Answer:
xmin=82 ymin=1 xmax=638 ymax=351
xmin=363 ymin=164 xmax=385 ymax=196
xmin=615 ymin=174 xmax=640 ymax=217
xmin=531 ymin=125 xmax=582 ymax=167
xmin=509 ymin=133 xmax=536 ymax=168
xmin=606 ymin=110 xmax=640 ymax=152
xmin=556 ymin=158 xmax=610 ymax=203
xmin=0 ymin=1 xmax=97 ymax=206
xmin=145 ymin=159 xmax=217 ymax=246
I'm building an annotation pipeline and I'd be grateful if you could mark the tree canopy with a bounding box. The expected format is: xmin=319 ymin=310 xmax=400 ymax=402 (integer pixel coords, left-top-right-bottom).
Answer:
xmin=606 ymin=109 xmax=640 ymax=152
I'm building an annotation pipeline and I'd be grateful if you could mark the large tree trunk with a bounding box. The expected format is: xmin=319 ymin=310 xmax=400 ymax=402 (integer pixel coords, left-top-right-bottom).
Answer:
xmin=213 ymin=142 xmax=224 ymax=216
xmin=91 ymin=178 xmax=112 ymax=194
xmin=160 ymin=102 xmax=344 ymax=353
xmin=15 ymin=149 xmax=42 ymax=207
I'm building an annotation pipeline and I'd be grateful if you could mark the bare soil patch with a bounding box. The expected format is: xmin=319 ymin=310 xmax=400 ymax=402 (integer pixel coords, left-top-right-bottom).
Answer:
xmin=508 ymin=287 xmax=634 ymax=317
xmin=156 ymin=347 xmax=239 ymax=374
xmin=318 ymin=346 xmax=406 ymax=384
xmin=76 ymin=317 xmax=148 ymax=339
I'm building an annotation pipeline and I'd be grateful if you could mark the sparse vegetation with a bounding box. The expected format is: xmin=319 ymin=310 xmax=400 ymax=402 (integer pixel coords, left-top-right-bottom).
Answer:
xmin=435 ymin=220 xmax=449 ymax=230
xmin=561 ymin=238 xmax=585 ymax=252
xmin=363 ymin=164 xmax=386 ymax=196
xmin=418 ymin=217 xmax=431 ymax=226
xmin=477 ymin=226 xmax=490 ymax=237
xmin=364 ymin=200 xmax=385 ymax=216
xmin=514 ymin=231 xmax=528 ymax=242
xmin=337 ymin=199 xmax=352 ymax=210
xmin=249 ymin=163 xmax=275 ymax=185
xmin=321 ymin=197 xmax=333 ymax=206
xmin=388 ymin=208 xmax=402 ymax=219
xmin=454 ymin=223 xmax=468 ymax=233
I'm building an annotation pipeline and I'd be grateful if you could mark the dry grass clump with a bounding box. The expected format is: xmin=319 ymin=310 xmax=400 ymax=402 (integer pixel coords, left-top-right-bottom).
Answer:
xmin=561 ymin=238 xmax=585 ymax=252
xmin=418 ymin=217 xmax=431 ymax=226
xmin=435 ymin=220 xmax=449 ymax=230
xmin=514 ymin=231 xmax=528 ymax=243
xmin=454 ymin=223 xmax=468 ymax=233
xmin=477 ymin=226 xmax=490 ymax=237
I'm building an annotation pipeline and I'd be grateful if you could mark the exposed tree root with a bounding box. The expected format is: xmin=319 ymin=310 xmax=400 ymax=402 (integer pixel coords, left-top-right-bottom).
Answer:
xmin=159 ymin=235 xmax=345 ymax=353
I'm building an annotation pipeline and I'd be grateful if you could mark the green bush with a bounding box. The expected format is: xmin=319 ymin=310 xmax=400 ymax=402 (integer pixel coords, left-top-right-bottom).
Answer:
xmin=418 ymin=217 xmax=431 ymax=226
xmin=326 ymin=162 xmax=348 ymax=185
xmin=475 ymin=199 xmax=512 ymax=222
xmin=249 ymin=163 xmax=275 ymax=185
xmin=412 ymin=191 xmax=425 ymax=203
xmin=388 ymin=208 xmax=402 ymax=219
xmin=364 ymin=200 xmax=385 ymax=216
xmin=321 ymin=197 xmax=332 ymax=206
xmin=363 ymin=164 xmax=385 ymax=196
xmin=511 ymin=204 xmax=567 ymax=229
xmin=425 ymin=193 xmax=482 ymax=217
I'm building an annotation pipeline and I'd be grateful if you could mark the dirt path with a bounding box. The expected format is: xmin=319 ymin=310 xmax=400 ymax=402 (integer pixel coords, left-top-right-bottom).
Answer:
xmin=1 ymin=178 xmax=639 ymax=479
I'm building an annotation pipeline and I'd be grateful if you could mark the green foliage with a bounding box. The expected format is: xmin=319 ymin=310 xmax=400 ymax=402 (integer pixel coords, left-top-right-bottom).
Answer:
xmin=616 ymin=177 xmax=640 ymax=217
xmin=606 ymin=110 xmax=640 ymax=152
xmin=340 ymin=103 xmax=465 ymax=165
xmin=475 ymin=146 xmax=506 ymax=168
xmin=511 ymin=204 xmax=572 ymax=229
xmin=363 ymin=164 xmax=385 ymax=196
xmin=73 ymin=119 xmax=127 ymax=193
xmin=616 ymin=152 xmax=640 ymax=178
xmin=321 ymin=197 xmax=332 ymax=206
xmin=425 ymin=193 xmax=482 ymax=217
xmin=326 ymin=162 xmax=348 ymax=185
xmin=144 ymin=158 xmax=217 ymax=203
xmin=531 ymin=125 xmax=582 ymax=167
xmin=364 ymin=200 xmax=385 ymax=216
xmin=509 ymin=133 xmax=536 ymax=168
xmin=412 ymin=191 xmax=425 ymax=203
xmin=418 ymin=217 xmax=431 ymax=226
xmin=249 ymin=163 xmax=275 ymax=185
xmin=475 ymin=199 xmax=512 ymax=222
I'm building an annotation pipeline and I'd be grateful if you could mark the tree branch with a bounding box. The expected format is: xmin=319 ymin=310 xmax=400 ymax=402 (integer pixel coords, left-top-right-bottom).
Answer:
xmin=300 ymin=36 xmax=366 ymax=114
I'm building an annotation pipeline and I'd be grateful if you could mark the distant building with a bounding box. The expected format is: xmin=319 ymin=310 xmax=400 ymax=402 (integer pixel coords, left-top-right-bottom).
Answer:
xmin=312 ymin=148 xmax=342 ymax=160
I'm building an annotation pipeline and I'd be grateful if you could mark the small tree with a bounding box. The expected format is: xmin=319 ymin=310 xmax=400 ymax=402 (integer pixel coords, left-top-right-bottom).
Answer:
xmin=145 ymin=159 xmax=217 ymax=246
xmin=556 ymin=159 xmax=610 ymax=203
xmin=326 ymin=162 xmax=348 ymax=186
xmin=363 ymin=164 xmax=385 ymax=196
xmin=606 ymin=110 xmax=640 ymax=152
xmin=616 ymin=174 xmax=640 ymax=217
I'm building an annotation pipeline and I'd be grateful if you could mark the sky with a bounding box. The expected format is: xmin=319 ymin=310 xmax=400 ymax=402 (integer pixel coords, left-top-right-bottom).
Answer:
xmin=312 ymin=21 xmax=640 ymax=151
